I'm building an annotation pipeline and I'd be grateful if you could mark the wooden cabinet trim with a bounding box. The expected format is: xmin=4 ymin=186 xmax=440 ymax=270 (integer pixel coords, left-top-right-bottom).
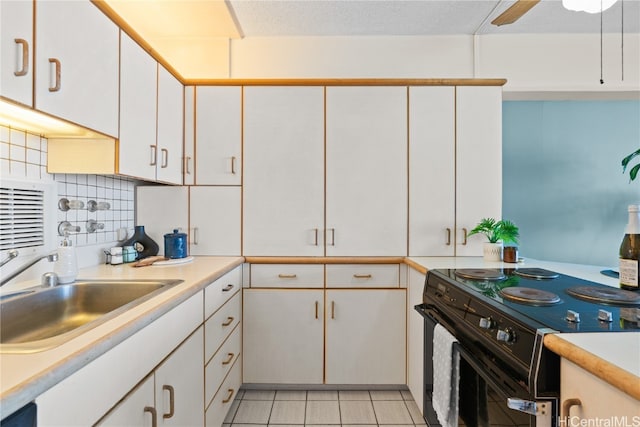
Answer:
xmin=186 ymin=78 xmax=507 ymax=87
xmin=244 ymin=256 xmax=406 ymax=264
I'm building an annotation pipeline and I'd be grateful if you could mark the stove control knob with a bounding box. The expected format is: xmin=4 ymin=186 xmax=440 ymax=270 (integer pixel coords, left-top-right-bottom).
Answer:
xmin=598 ymin=309 xmax=613 ymax=323
xmin=479 ymin=317 xmax=494 ymax=329
xmin=566 ymin=310 xmax=581 ymax=323
xmin=496 ymin=328 xmax=516 ymax=344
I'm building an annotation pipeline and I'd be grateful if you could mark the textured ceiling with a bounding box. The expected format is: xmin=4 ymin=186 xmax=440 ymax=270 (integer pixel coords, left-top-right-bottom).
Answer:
xmin=228 ymin=0 xmax=640 ymax=36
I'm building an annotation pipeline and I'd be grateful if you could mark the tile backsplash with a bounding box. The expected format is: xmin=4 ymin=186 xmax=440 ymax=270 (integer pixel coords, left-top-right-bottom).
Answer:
xmin=1 ymin=124 xmax=136 ymax=249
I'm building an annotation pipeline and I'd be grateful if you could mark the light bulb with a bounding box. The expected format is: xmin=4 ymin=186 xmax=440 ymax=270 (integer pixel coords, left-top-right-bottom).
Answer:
xmin=562 ymin=0 xmax=618 ymax=13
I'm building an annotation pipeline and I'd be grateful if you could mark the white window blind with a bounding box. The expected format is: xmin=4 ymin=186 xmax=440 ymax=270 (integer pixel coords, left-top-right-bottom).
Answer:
xmin=0 ymin=187 xmax=45 ymax=251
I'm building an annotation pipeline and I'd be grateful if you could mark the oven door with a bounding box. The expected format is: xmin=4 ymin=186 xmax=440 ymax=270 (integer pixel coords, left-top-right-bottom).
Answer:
xmin=415 ymin=304 xmax=555 ymax=427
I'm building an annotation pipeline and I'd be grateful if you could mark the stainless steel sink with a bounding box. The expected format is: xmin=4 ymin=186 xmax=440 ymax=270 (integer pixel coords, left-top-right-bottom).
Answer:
xmin=0 ymin=279 xmax=183 ymax=353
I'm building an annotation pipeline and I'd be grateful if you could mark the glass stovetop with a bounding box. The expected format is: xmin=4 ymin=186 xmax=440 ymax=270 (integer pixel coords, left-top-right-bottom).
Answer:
xmin=434 ymin=268 xmax=640 ymax=333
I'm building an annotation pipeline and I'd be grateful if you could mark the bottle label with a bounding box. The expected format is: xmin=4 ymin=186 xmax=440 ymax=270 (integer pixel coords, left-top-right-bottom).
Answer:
xmin=619 ymin=258 xmax=639 ymax=288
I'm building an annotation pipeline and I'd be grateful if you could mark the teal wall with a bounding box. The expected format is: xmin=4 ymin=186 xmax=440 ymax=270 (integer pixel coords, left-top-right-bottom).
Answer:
xmin=502 ymin=100 xmax=640 ymax=267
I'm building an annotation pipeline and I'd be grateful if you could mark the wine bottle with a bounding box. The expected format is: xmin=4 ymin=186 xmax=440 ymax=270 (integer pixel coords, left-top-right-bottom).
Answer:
xmin=619 ymin=204 xmax=640 ymax=291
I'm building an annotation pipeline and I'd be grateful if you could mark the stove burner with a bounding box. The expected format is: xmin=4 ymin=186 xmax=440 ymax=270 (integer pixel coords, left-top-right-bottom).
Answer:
xmin=499 ymin=287 xmax=562 ymax=306
xmin=566 ymin=286 xmax=640 ymax=306
xmin=514 ymin=268 xmax=560 ymax=279
xmin=454 ymin=269 xmax=506 ymax=281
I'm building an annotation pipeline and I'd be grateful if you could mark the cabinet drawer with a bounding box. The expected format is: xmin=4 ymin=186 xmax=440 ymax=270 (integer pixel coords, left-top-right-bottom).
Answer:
xmin=205 ymin=324 xmax=241 ymax=406
xmin=326 ymin=264 xmax=399 ymax=288
xmin=205 ymin=292 xmax=241 ymax=362
xmin=250 ymin=264 xmax=324 ymax=288
xmin=205 ymin=267 xmax=242 ymax=318
xmin=205 ymin=357 xmax=242 ymax=427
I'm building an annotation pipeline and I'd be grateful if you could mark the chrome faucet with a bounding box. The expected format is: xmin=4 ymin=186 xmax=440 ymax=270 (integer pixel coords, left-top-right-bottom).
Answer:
xmin=1 ymin=252 xmax=59 ymax=287
xmin=0 ymin=250 xmax=19 ymax=268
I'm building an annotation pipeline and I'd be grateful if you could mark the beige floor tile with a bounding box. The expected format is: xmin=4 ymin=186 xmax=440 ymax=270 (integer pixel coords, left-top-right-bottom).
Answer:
xmin=307 ymin=390 xmax=339 ymax=400
xmin=338 ymin=390 xmax=371 ymax=401
xmin=404 ymin=400 xmax=426 ymax=425
xmin=339 ymin=401 xmax=377 ymax=424
xmin=275 ymin=390 xmax=307 ymax=401
xmin=234 ymin=400 xmax=273 ymax=424
xmin=342 ymin=425 xmax=377 ymax=427
xmin=233 ymin=425 xmax=267 ymax=427
xmin=225 ymin=399 xmax=241 ymax=423
xmin=305 ymin=401 xmax=341 ymax=424
xmin=369 ymin=390 xmax=404 ymax=401
xmin=269 ymin=401 xmax=306 ymax=424
xmin=243 ymin=390 xmax=277 ymax=400
xmin=372 ymin=401 xmax=414 ymax=424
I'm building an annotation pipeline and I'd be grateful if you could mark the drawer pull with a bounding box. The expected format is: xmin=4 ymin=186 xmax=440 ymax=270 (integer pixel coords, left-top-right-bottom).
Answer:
xmin=48 ymin=58 xmax=61 ymax=92
xmin=331 ymin=301 xmax=335 ymax=319
xmin=353 ymin=274 xmax=372 ymax=279
xmin=14 ymin=38 xmax=29 ymax=76
xmin=446 ymin=228 xmax=452 ymax=246
xmin=222 ymin=284 xmax=234 ymax=292
xmin=278 ymin=274 xmax=297 ymax=279
xmin=150 ymin=145 xmax=157 ymax=166
xmin=231 ymin=156 xmax=237 ymax=174
xmin=144 ymin=406 xmax=158 ymax=427
xmin=315 ymin=301 xmax=319 ymax=319
xmin=562 ymin=398 xmax=582 ymax=427
xmin=222 ymin=353 xmax=235 ymax=365
xmin=162 ymin=385 xmax=175 ymax=419
xmin=222 ymin=316 xmax=235 ymax=326
xmin=161 ymin=148 xmax=169 ymax=168
xmin=462 ymin=228 xmax=468 ymax=245
xmin=222 ymin=388 xmax=235 ymax=403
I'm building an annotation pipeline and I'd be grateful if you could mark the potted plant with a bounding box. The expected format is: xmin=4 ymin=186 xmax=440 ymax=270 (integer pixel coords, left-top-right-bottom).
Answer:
xmin=622 ymin=148 xmax=640 ymax=182
xmin=467 ymin=218 xmax=520 ymax=261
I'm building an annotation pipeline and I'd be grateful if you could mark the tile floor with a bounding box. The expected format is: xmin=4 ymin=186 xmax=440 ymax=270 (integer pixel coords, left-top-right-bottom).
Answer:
xmin=223 ymin=389 xmax=427 ymax=427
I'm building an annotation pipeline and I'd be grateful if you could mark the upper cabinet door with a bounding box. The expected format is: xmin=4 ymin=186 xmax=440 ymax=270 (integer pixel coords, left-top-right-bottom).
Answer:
xmin=156 ymin=66 xmax=184 ymax=184
xmin=183 ymin=86 xmax=195 ymax=185
xmin=35 ymin=0 xmax=119 ymax=137
xmin=409 ymin=86 xmax=455 ymax=256
xmin=456 ymin=86 xmax=502 ymax=256
xmin=1 ymin=0 xmax=33 ymax=106
xmin=325 ymin=86 xmax=408 ymax=256
xmin=118 ymin=32 xmax=157 ymax=181
xmin=195 ymin=86 xmax=242 ymax=185
xmin=243 ymin=86 xmax=325 ymax=256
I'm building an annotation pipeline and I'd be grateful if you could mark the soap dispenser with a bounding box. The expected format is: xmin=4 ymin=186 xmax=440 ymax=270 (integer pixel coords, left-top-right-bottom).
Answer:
xmin=55 ymin=233 xmax=78 ymax=284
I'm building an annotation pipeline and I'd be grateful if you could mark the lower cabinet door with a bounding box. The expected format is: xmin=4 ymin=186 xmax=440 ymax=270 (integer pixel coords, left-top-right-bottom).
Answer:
xmin=243 ymin=289 xmax=324 ymax=383
xmin=325 ymin=289 xmax=406 ymax=384
xmin=94 ymin=375 xmax=155 ymax=427
xmin=155 ymin=327 xmax=204 ymax=426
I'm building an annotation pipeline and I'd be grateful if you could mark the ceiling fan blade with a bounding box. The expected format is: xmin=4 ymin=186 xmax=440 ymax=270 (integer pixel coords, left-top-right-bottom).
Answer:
xmin=491 ymin=0 xmax=541 ymax=26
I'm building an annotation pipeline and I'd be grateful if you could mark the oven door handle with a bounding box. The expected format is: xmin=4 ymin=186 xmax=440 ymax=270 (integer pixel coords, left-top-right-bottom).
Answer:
xmin=507 ymin=398 xmax=554 ymax=424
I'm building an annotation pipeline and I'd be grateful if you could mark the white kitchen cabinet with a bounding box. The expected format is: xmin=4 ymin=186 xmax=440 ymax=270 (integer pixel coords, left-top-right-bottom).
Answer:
xmin=243 ymin=289 xmax=324 ymax=383
xmin=119 ymin=32 xmax=158 ymax=182
xmin=560 ymin=358 xmax=640 ymax=423
xmin=1 ymin=0 xmax=33 ymax=106
xmin=325 ymin=289 xmax=406 ymax=384
xmin=136 ymin=186 xmax=240 ymax=256
xmin=184 ymin=86 xmax=195 ymax=185
xmin=205 ymin=357 xmax=242 ymax=427
xmin=190 ymin=186 xmax=241 ymax=256
xmin=407 ymin=267 xmax=426 ymax=412
xmin=35 ymin=0 xmax=119 ymax=137
xmin=243 ymin=86 xmax=325 ymax=256
xmin=455 ymin=86 xmax=502 ymax=256
xmin=325 ymin=86 xmax=407 ymax=256
xmin=156 ymin=65 xmax=184 ymax=185
xmin=96 ymin=327 xmax=204 ymax=427
xmin=195 ymin=86 xmax=242 ymax=185
xmin=409 ymin=86 xmax=502 ymax=256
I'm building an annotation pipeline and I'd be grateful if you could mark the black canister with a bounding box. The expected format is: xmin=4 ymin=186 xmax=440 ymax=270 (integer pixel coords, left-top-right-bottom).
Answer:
xmin=164 ymin=229 xmax=188 ymax=259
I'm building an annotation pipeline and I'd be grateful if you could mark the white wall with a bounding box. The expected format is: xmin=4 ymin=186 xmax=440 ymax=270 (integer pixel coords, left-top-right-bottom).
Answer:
xmin=229 ymin=34 xmax=640 ymax=96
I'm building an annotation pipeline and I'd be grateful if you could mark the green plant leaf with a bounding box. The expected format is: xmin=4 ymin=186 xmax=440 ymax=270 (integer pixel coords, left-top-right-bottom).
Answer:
xmin=630 ymin=163 xmax=640 ymax=182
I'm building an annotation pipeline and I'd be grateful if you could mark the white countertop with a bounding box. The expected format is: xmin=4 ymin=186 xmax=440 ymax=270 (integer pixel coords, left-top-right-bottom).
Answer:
xmin=407 ymin=256 xmax=640 ymax=393
xmin=0 ymin=256 xmax=243 ymax=418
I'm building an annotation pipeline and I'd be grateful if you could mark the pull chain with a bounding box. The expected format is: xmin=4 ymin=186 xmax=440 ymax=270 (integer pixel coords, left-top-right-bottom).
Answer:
xmin=621 ymin=0 xmax=624 ymax=80
xmin=600 ymin=0 xmax=604 ymax=84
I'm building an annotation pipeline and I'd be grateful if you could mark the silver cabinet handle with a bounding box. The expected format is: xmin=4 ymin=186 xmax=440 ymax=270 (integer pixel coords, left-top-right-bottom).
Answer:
xmin=328 ymin=228 xmax=335 ymax=246
xmin=144 ymin=406 xmax=158 ymax=427
xmin=446 ymin=228 xmax=451 ymax=246
xmin=162 ymin=385 xmax=175 ymax=419
xmin=184 ymin=156 xmax=191 ymax=175
xmin=14 ymin=39 xmax=29 ymax=76
xmin=48 ymin=58 xmax=61 ymax=92
xmin=150 ymin=145 xmax=157 ymax=166
xmin=161 ymin=148 xmax=169 ymax=168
